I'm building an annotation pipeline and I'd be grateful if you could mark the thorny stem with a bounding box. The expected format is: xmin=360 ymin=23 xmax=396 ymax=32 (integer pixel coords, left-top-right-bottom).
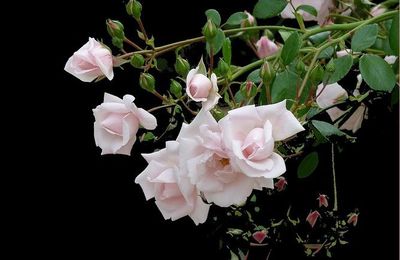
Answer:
xmin=331 ymin=144 xmax=338 ymax=212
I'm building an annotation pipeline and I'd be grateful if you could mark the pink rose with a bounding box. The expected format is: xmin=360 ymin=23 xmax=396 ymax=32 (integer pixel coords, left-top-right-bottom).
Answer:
xmin=316 ymin=83 xmax=367 ymax=133
xmin=93 ymin=93 xmax=157 ymax=155
xmin=65 ymin=37 xmax=114 ymax=82
xmin=186 ymin=67 xmax=220 ymax=111
xmin=178 ymin=109 xmax=267 ymax=207
xmin=255 ymin=36 xmax=279 ymax=58
xmin=135 ymin=141 xmax=210 ymax=225
xmin=316 ymin=83 xmax=348 ymax=122
xmin=219 ymin=101 xmax=304 ymax=179
xmin=371 ymin=5 xmax=386 ymax=17
xmin=281 ymin=0 xmax=334 ymax=25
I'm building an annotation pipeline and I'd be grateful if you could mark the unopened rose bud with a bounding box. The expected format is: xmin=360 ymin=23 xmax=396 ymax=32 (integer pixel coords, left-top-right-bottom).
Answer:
xmin=174 ymin=56 xmax=190 ymax=77
xmin=186 ymin=73 xmax=212 ymax=101
xmin=310 ymin=64 xmax=324 ymax=83
xmin=317 ymin=194 xmax=328 ymax=208
xmin=112 ymin=37 xmax=124 ymax=49
xmin=130 ymin=54 xmax=145 ymax=68
xmin=169 ymin=79 xmax=182 ymax=98
xmin=139 ymin=73 xmax=155 ymax=92
xmin=126 ymin=0 xmax=142 ymax=20
xmin=260 ymin=61 xmax=276 ymax=84
xmin=255 ymin=36 xmax=279 ymax=59
xmin=243 ymin=11 xmax=255 ymax=27
xmin=326 ymin=60 xmax=336 ymax=72
xmin=202 ymin=19 xmax=217 ymax=40
xmin=106 ymin=19 xmax=125 ymax=39
xmin=217 ymin=58 xmax=229 ymax=76
xmin=347 ymin=212 xmax=359 ymax=226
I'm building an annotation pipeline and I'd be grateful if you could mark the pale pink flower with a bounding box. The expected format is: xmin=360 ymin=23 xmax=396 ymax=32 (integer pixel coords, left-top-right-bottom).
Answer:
xmin=135 ymin=141 xmax=210 ymax=225
xmin=177 ymin=109 xmax=270 ymax=207
xmin=371 ymin=5 xmax=386 ymax=17
xmin=281 ymin=0 xmax=334 ymax=25
xmin=65 ymin=37 xmax=114 ymax=82
xmin=317 ymin=194 xmax=328 ymax=208
xmin=219 ymin=101 xmax=304 ymax=180
xmin=93 ymin=93 xmax=157 ymax=155
xmin=186 ymin=68 xmax=220 ymax=111
xmin=306 ymin=210 xmax=321 ymax=228
xmin=255 ymin=36 xmax=279 ymax=58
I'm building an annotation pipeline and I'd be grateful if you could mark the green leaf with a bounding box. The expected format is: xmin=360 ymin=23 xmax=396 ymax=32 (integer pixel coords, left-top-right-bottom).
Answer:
xmin=247 ymin=69 xmax=262 ymax=84
xmin=327 ymin=55 xmax=353 ymax=84
xmin=253 ymin=0 xmax=288 ymax=19
xmin=351 ymin=24 xmax=378 ymax=52
xmin=312 ymin=120 xmax=346 ymax=138
xmin=222 ymin=38 xmax=232 ymax=65
xmin=226 ymin=12 xmax=247 ymax=25
xmin=389 ymin=14 xmax=399 ymax=55
xmin=297 ymin=152 xmax=319 ymax=179
xmin=318 ymin=46 xmax=335 ymax=59
xmin=359 ymin=54 xmax=396 ymax=92
xmin=281 ymin=32 xmax=301 ymax=65
xmin=309 ymin=31 xmax=330 ymax=45
xmin=296 ymin=4 xmax=318 ymax=17
xmin=206 ymin=29 xmax=225 ymax=55
xmin=278 ymin=30 xmax=293 ymax=42
xmin=205 ymin=9 xmax=221 ymax=26
xmin=271 ymin=70 xmax=297 ymax=103
xmin=141 ymin=132 xmax=155 ymax=142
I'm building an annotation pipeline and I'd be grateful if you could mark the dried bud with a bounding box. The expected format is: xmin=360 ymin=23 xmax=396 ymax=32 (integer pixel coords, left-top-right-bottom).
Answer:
xmin=169 ymin=79 xmax=182 ymax=98
xmin=106 ymin=19 xmax=125 ymax=39
xmin=259 ymin=61 xmax=276 ymax=84
xmin=139 ymin=73 xmax=155 ymax=92
xmin=130 ymin=54 xmax=145 ymax=68
xmin=174 ymin=56 xmax=190 ymax=77
xmin=126 ymin=0 xmax=142 ymax=20
xmin=202 ymin=19 xmax=217 ymax=40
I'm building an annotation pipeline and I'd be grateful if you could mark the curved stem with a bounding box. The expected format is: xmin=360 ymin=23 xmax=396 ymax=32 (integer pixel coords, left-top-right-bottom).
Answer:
xmin=147 ymin=103 xmax=175 ymax=113
xmin=331 ymin=144 xmax=338 ymax=212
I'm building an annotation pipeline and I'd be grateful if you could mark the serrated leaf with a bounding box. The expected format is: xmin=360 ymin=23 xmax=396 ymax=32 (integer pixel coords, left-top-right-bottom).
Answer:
xmin=226 ymin=12 xmax=247 ymax=25
xmin=389 ymin=14 xmax=399 ymax=55
xmin=281 ymin=32 xmax=301 ymax=65
xmin=312 ymin=120 xmax=346 ymax=138
xmin=205 ymin=9 xmax=221 ymax=26
xmin=271 ymin=70 xmax=297 ymax=103
xmin=253 ymin=0 xmax=288 ymax=19
xmin=327 ymin=55 xmax=353 ymax=84
xmin=247 ymin=69 xmax=262 ymax=84
xmin=222 ymin=38 xmax=232 ymax=65
xmin=296 ymin=4 xmax=318 ymax=17
xmin=359 ymin=54 xmax=396 ymax=92
xmin=206 ymin=29 xmax=225 ymax=55
xmin=297 ymin=152 xmax=319 ymax=179
xmin=351 ymin=24 xmax=378 ymax=52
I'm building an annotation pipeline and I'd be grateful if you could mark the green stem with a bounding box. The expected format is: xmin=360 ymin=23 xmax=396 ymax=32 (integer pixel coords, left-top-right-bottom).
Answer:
xmin=331 ymin=144 xmax=338 ymax=212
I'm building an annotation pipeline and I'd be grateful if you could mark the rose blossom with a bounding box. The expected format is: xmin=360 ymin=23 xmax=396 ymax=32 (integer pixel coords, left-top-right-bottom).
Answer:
xmin=219 ymin=100 xmax=305 ymax=180
xmin=316 ymin=82 xmax=367 ymax=133
xmin=65 ymin=37 xmax=114 ymax=82
xmin=255 ymin=36 xmax=279 ymax=58
xmin=93 ymin=93 xmax=157 ymax=155
xmin=281 ymin=0 xmax=334 ymax=25
xmin=186 ymin=67 xmax=220 ymax=111
xmin=135 ymin=141 xmax=210 ymax=225
xmin=177 ymin=109 xmax=271 ymax=207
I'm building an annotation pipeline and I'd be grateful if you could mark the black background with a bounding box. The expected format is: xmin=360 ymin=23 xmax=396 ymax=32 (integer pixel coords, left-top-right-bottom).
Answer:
xmin=35 ymin=0 xmax=400 ymax=259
